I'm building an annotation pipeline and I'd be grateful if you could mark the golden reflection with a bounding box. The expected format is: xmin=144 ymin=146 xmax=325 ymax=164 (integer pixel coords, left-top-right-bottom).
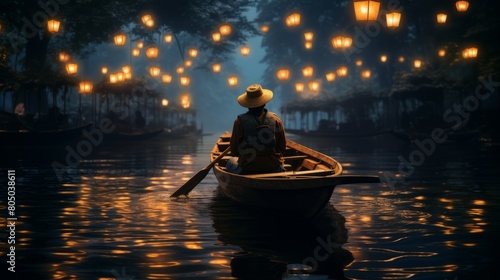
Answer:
xmin=209 ymin=259 xmax=230 ymax=266
xmin=439 ymin=198 xmax=453 ymax=203
xmin=181 ymin=155 xmax=193 ymax=165
xmin=184 ymin=241 xmax=203 ymax=249
xmin=473 ymin=200 xmax=486 ymax=205
xmin=111 ymin=250 xmax=131 ymax=254
xmin=360 ymin=215 xmax=372 ymax=222
xmin=415 ymin=196 xmax=425 ymax=200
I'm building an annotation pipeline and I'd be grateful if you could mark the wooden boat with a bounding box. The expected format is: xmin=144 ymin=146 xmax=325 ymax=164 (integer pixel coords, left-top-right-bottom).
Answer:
xmin=0 ymin=123 xmax=93 ymax=146
xmin=211 ymin=132 xmax=380 ymax=218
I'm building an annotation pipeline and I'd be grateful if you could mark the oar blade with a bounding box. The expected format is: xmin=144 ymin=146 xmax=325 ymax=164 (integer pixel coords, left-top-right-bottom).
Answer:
xmin=170 ymin=168 xmax=211 ymax=197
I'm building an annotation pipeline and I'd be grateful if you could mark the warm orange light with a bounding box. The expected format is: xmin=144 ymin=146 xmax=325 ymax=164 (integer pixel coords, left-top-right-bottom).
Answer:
xmin=146 ymin=46 xmax=159 ymax=59
xmin=141 ymin=14 xmax=154 ymax=27
xmin=361 ymin=69 xmax=371 ymax=79
xmin=162 ymin=99 xmax=169 ymax=106
xmin=260 ymin=24 xmax=269 ymax=33
xmin=59 ymin=52 xmax=70 ymax=62
xmin=164 ymin=34 xmax=172 ymax=43
xmin=240 ymin=46 xmax=250 ymax=56
xmin=184 ymin=59 xmax=193 ymax=67
xmin=325 ymin=72 xmax=336 ymax=82
xmin=212 ymin=32 xmax=221 ymax=42
xmin=462 ymin=47 xmax=478 ymax=59
xmin=180 ymin=94 xmax=191 ymax=109
xmin=438 ymin=49 xmax=446 ymax=57
xmin=79 ymin=81 xmax=93 ymax=93
xmin=109 ymin=74 xmax=117 ymax=83
xmin=137 ymin=41 xmax=144 ymax=49
xmin=188 ymin=48 xmax=198 ymax=58
xmin=124 ymin=72 xmax=132 ymax=80
xmin=276 ymin=69 xmax=290 ymax=81
xmin=356 ymin=60 xmax=363 ymax=66
xmin=304 ymin=32 xmax=314 ymax=41
xmin=132 ymin=48 xmax=140 ymax=57
xmin=228 ymin=76 xmax=238 ymax=86
xmin=65 ymin=62 xmax=78 ymax=75
xmin=380 ymin=54 xmax=388 ymax=62
xmin=149 ymin=66 xmax=160 ymax=77
xmin=286 ymin=13 xmax=301 ymax=27
xmin=219 ymin=24 xmax=232 ymax=36
xmin=304 ymin=42 xmax=313 ymax=49
xmin=308 ymin=81 xmax=320 ymax=92
xmin=414 ymin=59 xmax=422 ymax=68
xmin=295 ymin=83 xmax=305 ymax=92
xmin=336 ymin=66 xmax=348 ymax=77
xmin=116 ymin=72 xmax=124 ymax=82
xmin=212 ymin=63 xmax=221 ymax=73
xmin=180 ymin=76 xmax=191 ymax=86
xmin=114 ymin=33 xmax=127 ymax=46
xmin=47 ymin=19 xmax=60 ymax=33
xmin=331 ymin=36 xmax=353 ymax=49
xmin=354 ymin=0 xmax=381 ymax=21
xmin=386 ymin=12 xmax=401 ymax=29
xmin=456 ymin=1 xmax=469 ymax=12
xmin=437 ymin=13 xmax=447 ymax=24
xmin=176 ymin=67 xmax=185 ymax=74
xmin=122 ymin=65 xmax=131 ymax=74
xmin=398 ymin=56 xmax=405 ymax=62
xmin=162 ymin=74 xmax=172 ymax=83
xmin=302 ymin=66 xmax=314 ymax=77
xmin=101 ymin=67 xmax=108 ymax=74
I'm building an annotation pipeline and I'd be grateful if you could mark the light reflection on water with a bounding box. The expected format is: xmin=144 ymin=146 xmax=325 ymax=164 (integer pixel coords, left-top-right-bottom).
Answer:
xmin=0 ymin=133 xmax=499 ymax=279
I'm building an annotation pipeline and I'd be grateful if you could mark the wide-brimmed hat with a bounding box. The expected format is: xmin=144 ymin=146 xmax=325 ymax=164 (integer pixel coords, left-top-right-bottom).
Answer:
xmin=237 ymin=84 xmax=273 ymax=108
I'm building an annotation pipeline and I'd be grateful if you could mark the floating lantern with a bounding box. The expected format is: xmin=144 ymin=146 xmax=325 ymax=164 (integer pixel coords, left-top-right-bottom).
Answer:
xmin=124 ymin=72 xmax=132 ymax=80
xmin=162 ymin=74 xmax=172 ymax=83
xmin=188 ymin=48 xmax=198 ymax=58
xmin=180 ymin=76 xmax=191 ymax=86
xmin=276 ymin=69 xmax=290 ymax=81
xmin=141 ymin=14 xmax=154 ymax=27
xmin=146 ymin=46 xmax=159 ymax=59
xmin=462 ymin=47 xmax=478 ymax=59
xmin=122 ymin=65 xmax=131 ymax=74
xmin=325 ymin=72 xmax=336 ymax=82
xmin=353 ymin=0 xmax=381 ymax=21
xmin=220 ymin=24 xmax=232 ymax=36
xmin=176 ymin=67 xmax=185 ymax=74
xmin=386 ymin=12 xmax=401 ymax=29
xmin=437 ymin=13 xmax=447 ymax=24
xmin=101 ymin=67 xmax=108 ymax=74
xmin=356 ymin=60 xmax=363 ymax=66
xmin=228 ymin=76 xmax=238 ymax=86
xmin=331 ymin=36 xmax=353 ymax=49
xmin=337 ymin=66 xmax=348 ymax=77
xmin=180 ymin=94 xmax=191 ymax=109
xmin=132 ymin=48 xmax=140 ymax=57
xmin=361 ymin=70 xmax=371 ymax=79
xmin=65 ymin=62 xmax=78 ymax=75
xmin=286 ymin=13 xmax=301 ymax=27
xmin=114 ymin=33 xmax=127 ymax=46
xmin=109 ymin=74 xmax=118 ymax=83
xmin=212 ymin=63 xmax=221 ymax=73
xmin=305 ymin=42 xmax=313 ymax=49
xmin=59 ymin=52 xmax=70 ymax=62
xmin=308 ymin=81 xmax=320 ymax=92
xmin=260 ymin=24 xmax=269 ymax=33
xmin=137 ymin=41 xmax=144 ymax=48
xmin=456 ymin=1 xmax=469 ymax=12
xmin=380 ymin=54 xmax=388 ymax=62
xmin=438 ymin=49 xmax=446 ymax=57
xmin=302 ymin=66 xmax=314 ymax=77
xmin=414 ymin=59 xmax=422 ymax=68
xmin=149 ymin=66 xmax=160 ymax=77
xmin=295 ymin=83 xmax=305 ymax=92
xmin=79 ymin=81 xmax=93 ymax=93
xmin=212 ymin=32 xmax=221 ymax=42
xmin=304 ymin=32 xmax=314 ymax=41
xmin=164 ymin=34 xmax=172 ymax=43
xmin=47 ymin=19 xmax=60 ymax=33
xmin=184 ymin=60 xmax=193 ymax=67
xmin=116 ymin=72 xmax=124 ymax=82
xmin=240 ymin=46 xmax=250 ymax=56
xmin=162 ymin=99 xmax=169 ymax=107
xmin=398 ymin=56 xmax=405 ymax=63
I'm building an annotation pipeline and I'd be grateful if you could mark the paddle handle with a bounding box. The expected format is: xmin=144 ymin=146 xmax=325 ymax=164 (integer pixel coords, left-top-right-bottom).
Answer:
xmin=206 ymin=147 xmax=231 ymax=170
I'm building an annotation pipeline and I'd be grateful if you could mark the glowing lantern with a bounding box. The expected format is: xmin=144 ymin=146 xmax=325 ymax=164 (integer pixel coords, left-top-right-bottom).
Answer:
xmin=65 ymin=62 xmax=78 ymax=75
xmin=162 ymin=99 xmax=169 ymax=107
xmin=331 ymin=36 xmax=353 ymax=49
xmin=188 ymin=48 xmax=198 ymax=58
xmin=47 ymin=19 xmax=60 ymax=33
xmin=337 ymin=66 xmax=348 ymax=77
xmin=114 ymin=33 xmax=127 ymax=46
xmin=228 ymin=76 xmax=238 ymax=86
xmin=353 ymin=0 xmax=381 ymax=21
xmin=141 ymin=14 xmax=154 ymax=27
xmin=212 ymin=32 xmax=221 ymax=42
xmin=132 ymin=48 xmax=140 ymax=57
xmin=137 ymin=41 xmax=144 ymax=48
xmin=398 ymin=56 xmax=405 ymax=63
xmin=456 ymin=1 xmax=469 ymax=12
xmin=212 ymin=63 xmax=221 ymax=73
xmin=438 ymin=49 xmax=446 ymax=57
xmin=308 ymin=81 xmax=320 ymax=92
xmin=305 ymin=42 xmax=313 ymax=49
xmin=180 ymin=76 xmax=191 ymax=86
xmin=176 ymin=67 xmax=185 ymax=74
xmin=146 ymin=46 xmax=159 ymax=59
xmin=356 ymin=60 xmax=363 ymax=66
xmin=59 ymin=52 xmax=70 ymax=62
xmin=437 ymin=13 xmax=447 ymax=24
xmin=122 ymin=65 xmax=131 ymax=74
xmin=101 ymin=67 xmax=108 ymax=74
xmin=302 ymin=66 xmax=314 ymax=77
xmin=325 ymin=72 xmax=336 ymax=82
xmin=361 ymin=70 xmax=371 ymax=79
xmin=162 ymin=74 xmax=172 ymax=83
xmin=386 ymin=12 xmax=401 ymax=29
xmin=276 ymin=69 xmax=290 ymax=81
xmin=462 ymin=47 xmax=478 ymax=59
xmin=124 ymin=72 xmax=132 ymax=80
xmin=286 ymin=13 xmax=301 ymax=27
xmin=295 ymin=83 xmax=305 ymax=92
xmin=414 ymin=60 xmax=422 ymax=68
xmin=184 ymin=60 xmax=193 ymax=67
xmin=116 ymin=72 xmax=124 ymax=82
xmin=240 ymin=46 xmax=250 ymax=56
xmin=260 ymin=24 xmax=269 ymax=33
xmin=180 ymin=94 xmax=191 ymax=109
xmin=149 ymin=66 xmax=160 ymax=77
xmin=380 ymin=54 xmax=388 ymax=62
xmin=304 ymin=32 xmax=314 ymax=41
xmin=220 ymin=24 xmax=232 ymax=36
xmin=109 ymin=74 xmax=117 ymax=83
xmin=164 ymin=34 xmax=172 ymax=43
xmin=79 ymin=81 xmax=93 ymax=93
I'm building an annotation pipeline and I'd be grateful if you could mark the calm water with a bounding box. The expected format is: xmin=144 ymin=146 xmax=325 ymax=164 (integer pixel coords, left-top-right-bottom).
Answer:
xmin=1 ymin=132 xmax=499 ymax=280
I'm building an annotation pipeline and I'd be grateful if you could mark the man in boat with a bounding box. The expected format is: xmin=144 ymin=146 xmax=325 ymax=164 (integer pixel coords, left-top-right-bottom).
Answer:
xmin=226 ymin=84 xmax=286 ymax=174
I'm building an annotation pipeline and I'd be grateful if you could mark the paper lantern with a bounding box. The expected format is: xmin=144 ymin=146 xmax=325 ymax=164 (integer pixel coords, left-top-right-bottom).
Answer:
xmin=59 ymin=52 xmax=70 ymax=62
xmin=240 ymin=46 xmax=250 ymax=56
xmin=228 ymin=76 xmax=238 ymax=86
xmin=361 ymin=70 xmax=371 ymax=79
xmin=302 ymin=66 xmax=314 ymax=77
xmin=325 ymin=72 xmax=336 ymax=82
xmin=286 ymin=13 xmax=301 ymax=27
xmin=336 ymin=66 xmax=348 ymax=77
xmin=65 ymin=62 xmax=78 ymax=75
xmin=331 ymin=36 xmax=353 ymax=49
xmin=220 ymin=24 xmax=232 ymax=36
xmin=79 ymin=81 xmax=93 ymax=93
xmin=146 ymin=46 xmax=159 ymax=59
xmin=386 ymin=12 xmax=401 ymax=29
xmin=354 ymin=1 xmax=381 ymax=21
xmin=47 ymin=19 xmax=60 ymax=33
xmin=276 ymin=69 xmax=290 ymax=81
xmin=113 ymin=33 xmax=127 ymax=46
xmin=456 ymin=1 xmax=469 ymax=12
xmin=149 ymin=66 xmax=160 ymax=77
xmin=437 ymin=13 xmax=447 ymax=24
xmin=414 ymin=60 xmax=422 ymax=68
xmin=162 ymin=74 xmax=172 ymax=83
xmin=212 ymin=63 xmax=221 ymax=73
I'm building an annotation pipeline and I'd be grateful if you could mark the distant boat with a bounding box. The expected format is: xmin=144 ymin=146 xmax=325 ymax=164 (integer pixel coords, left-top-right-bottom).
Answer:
xmin=0 ymin=123 xmax=93 ymax=146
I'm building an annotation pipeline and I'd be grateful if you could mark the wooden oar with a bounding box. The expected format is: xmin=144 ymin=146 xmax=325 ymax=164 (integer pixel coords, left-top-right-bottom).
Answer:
xmin=170 ymin=147 xmax=230 ymax=197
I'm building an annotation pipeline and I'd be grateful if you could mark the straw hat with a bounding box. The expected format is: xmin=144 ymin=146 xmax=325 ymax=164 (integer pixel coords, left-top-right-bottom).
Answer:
xmin=237 ymin=84 xmax=273 ymax=108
